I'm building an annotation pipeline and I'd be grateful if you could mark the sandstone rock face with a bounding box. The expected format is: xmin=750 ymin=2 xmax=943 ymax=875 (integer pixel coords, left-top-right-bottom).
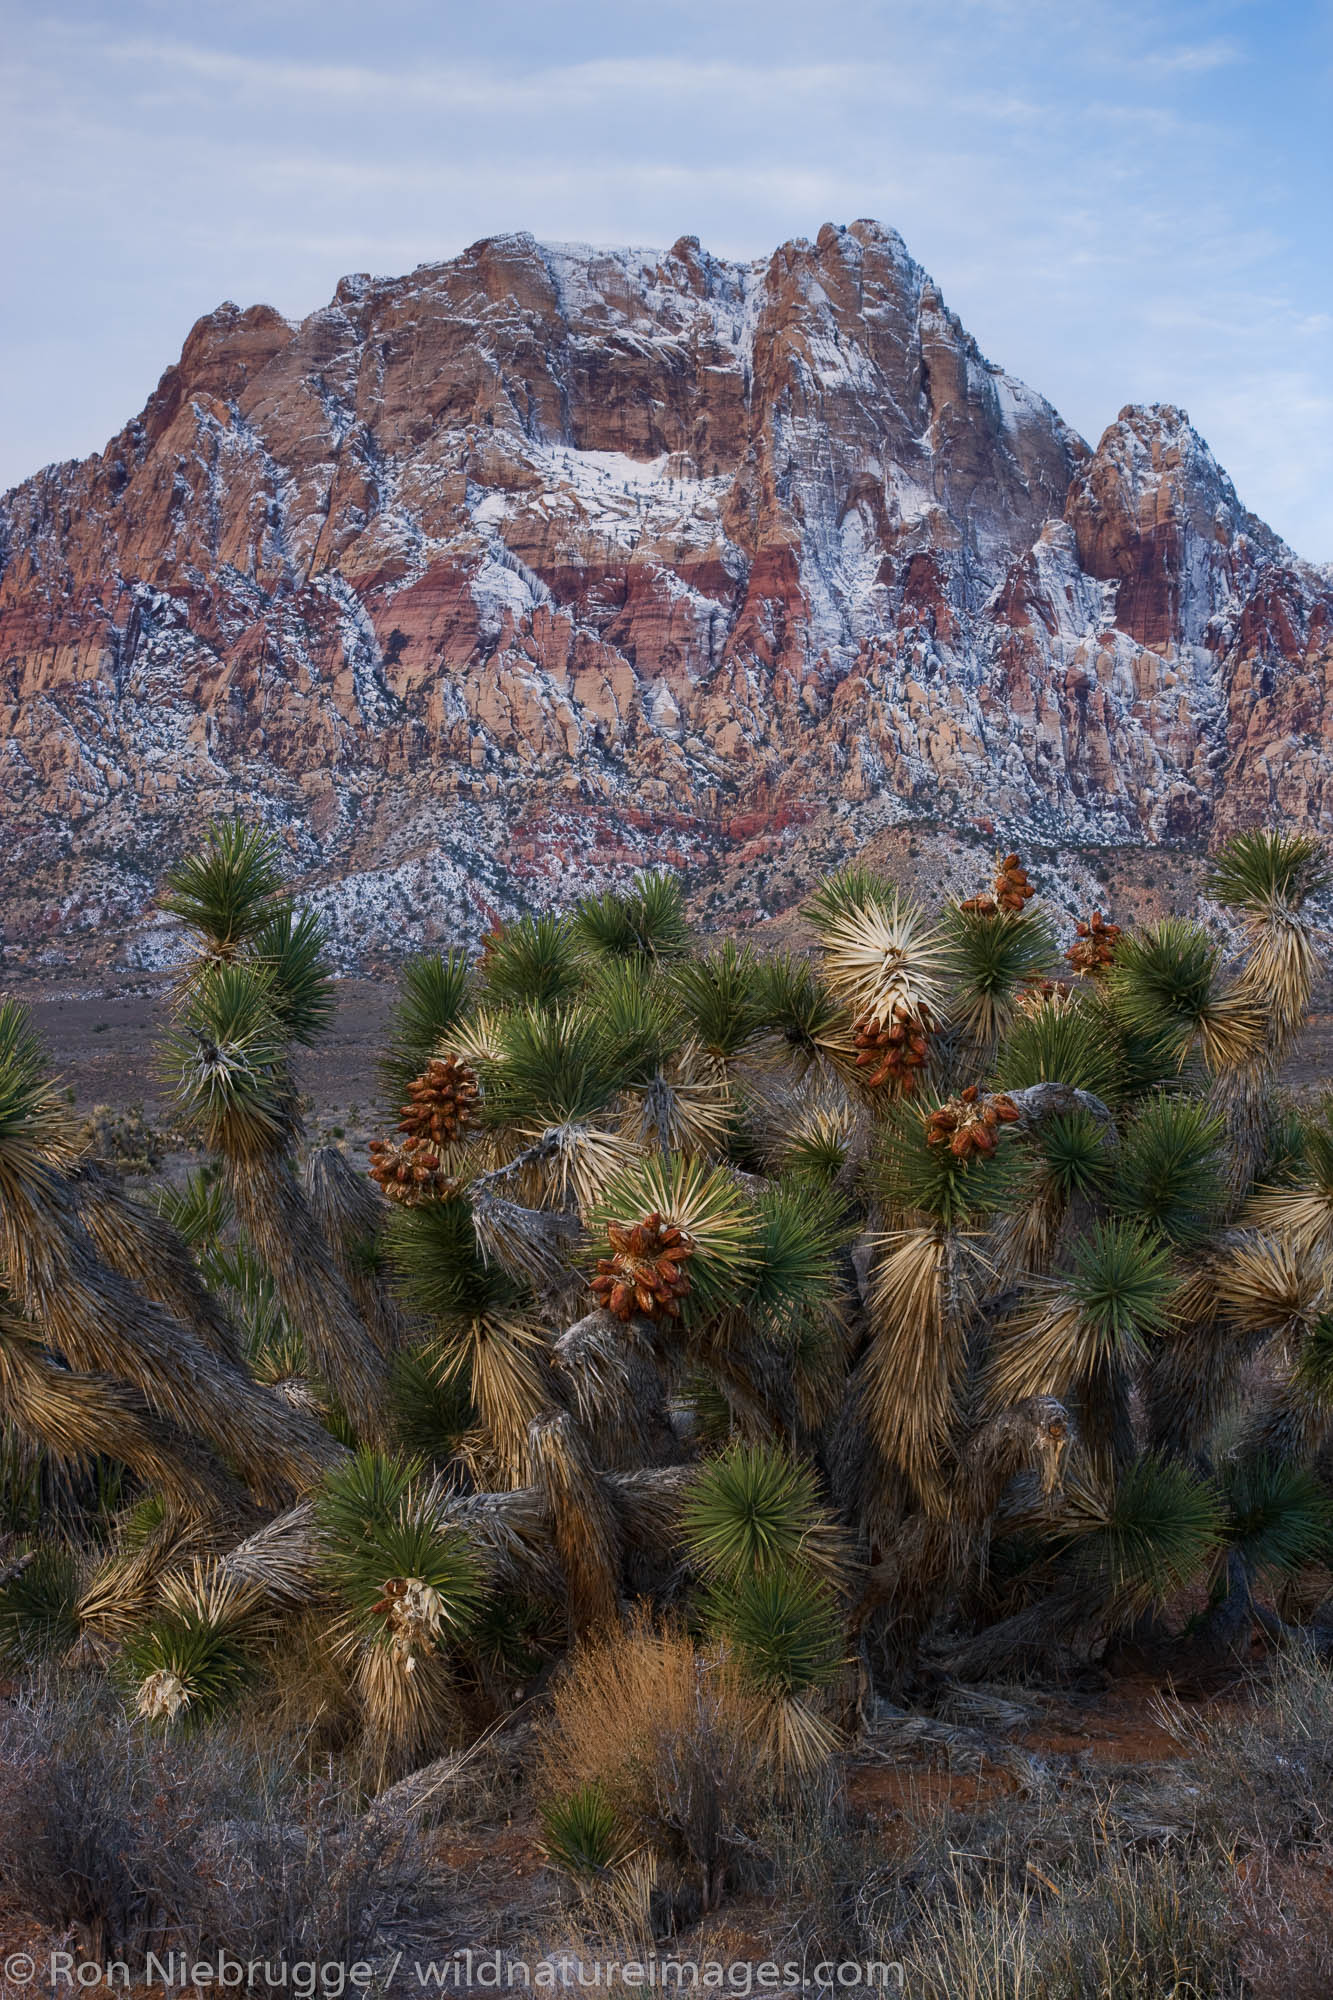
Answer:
xmin=2 ymin=221 xmax=1330 ymax=966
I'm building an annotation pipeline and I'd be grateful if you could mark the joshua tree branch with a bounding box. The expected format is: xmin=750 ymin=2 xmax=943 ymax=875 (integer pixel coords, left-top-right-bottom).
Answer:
xmin=1002 ymin=1083 xmax=1116 ymax=1132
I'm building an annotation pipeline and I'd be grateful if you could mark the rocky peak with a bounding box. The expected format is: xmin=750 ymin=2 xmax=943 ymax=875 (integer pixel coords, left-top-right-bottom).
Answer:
xmin=1066 ymin=402 xmax=1291 ymax=649
xmin=1 ymin=223 xmax=1330 ymax=972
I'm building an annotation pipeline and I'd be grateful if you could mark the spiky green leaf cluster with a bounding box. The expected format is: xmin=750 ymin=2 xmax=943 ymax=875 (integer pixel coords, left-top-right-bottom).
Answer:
xmin=317 ymin=1449 xmax=484 ymax=1646
xmin=571 ymin=872 xmax=690 ymax=963
xmin=943 ymin=905 xmax=1057 ymax=1043
xmin=0 ymin=1545 xmax=81 ymax=1665
xmin=479 ymin=1002 xmax=651 ymax=1128
xmin=380 ymin=952 xmax=473 ymax=1101
xmin=804 ymin=864 xmax=902 ymax=929
xmin=1065 ymin=1221 xmax=1176 ymax=1354
xmin=540 ymin=1783 xmax=625 ymax=1879
xmin=703 ymin=1567 xmax=843 ymax=1696
xmin=1293 ymin=1313 xmax=1333 ymax=1408
xmin=166 ymin=962 xmax=291 ymax=1159
xmin=746 ymin=1179 xmax=850 ymax=1328
xmin=0 ymin=998 xmax=70 ymax=1201
xmin=1035 ymin=1110 xmax=1115 ymax=1201
xmin=1069 ymin=1455 xmax=1223 ymax=1618
xmin=1111 ymin=1096 xmax=1226 ymax=1247
xmin=681 ymin=1442 xmax=828 ymax=1583
xmin=992 ymin=993 xmax=1123 ymax=1105
xmin=118 ymin=1572 xmax=266 ymax=1730
xmin=671 ymin=942 xmax=768 ymax=1060
xmin=479 ymin=913 xmax=584 ymax=1009
xmin=755 ymin=953 xmax=851 ymax=1061
xmin=1218 ymin=1457 xmax=1333 ymax=1579
xmin=1208 ymin=830 xmax=1330 ymax=914
xmin=389 ymin=1345 xmax=475 ymax=1463
xmin=161 ymin=819 xmax=284 ymax=957
xmin=588 ymin=1153 xmax=760 ymax=1317
xmin=870 ymin=1096 xmax=1023 ymax=1228
xmin=388 ymin=1194 xmax=524 ymax=1324
xmin=155 ymin=1167 xmax=232 ymax=1249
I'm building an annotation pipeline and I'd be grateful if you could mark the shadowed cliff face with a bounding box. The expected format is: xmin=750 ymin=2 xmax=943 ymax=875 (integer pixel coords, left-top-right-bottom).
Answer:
xmin=2 ymin=219 xmax=1330 ymax=969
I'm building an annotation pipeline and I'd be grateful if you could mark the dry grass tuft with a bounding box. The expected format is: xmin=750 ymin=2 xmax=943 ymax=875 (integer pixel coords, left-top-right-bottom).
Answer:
xmin=535 ymin=1611 xmax=796 ymax=1916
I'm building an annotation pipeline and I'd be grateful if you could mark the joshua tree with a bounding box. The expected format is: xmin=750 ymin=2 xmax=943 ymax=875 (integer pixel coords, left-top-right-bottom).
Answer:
xmin=4 ymin=827 xmax=1333 ymax=1868
xmin=0 ymin=1001 xmax=334 ymax=1510
xmin=163 ymin=824 xmax=392 ymax=1437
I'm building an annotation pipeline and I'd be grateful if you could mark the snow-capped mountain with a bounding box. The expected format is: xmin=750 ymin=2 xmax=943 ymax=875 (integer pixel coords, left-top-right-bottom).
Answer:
xmin=2 ymin=220 xmax=1329 ymax=967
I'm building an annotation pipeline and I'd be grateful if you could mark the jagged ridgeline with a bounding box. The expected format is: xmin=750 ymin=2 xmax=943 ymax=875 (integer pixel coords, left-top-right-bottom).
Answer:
xmin=3 ymin=822 xmax=1333 ymax=1840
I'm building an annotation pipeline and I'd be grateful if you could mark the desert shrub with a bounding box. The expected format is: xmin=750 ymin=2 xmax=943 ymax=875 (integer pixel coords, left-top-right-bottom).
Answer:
xmin=0 ymin=1675 xmax=252 ymax=1956
xmin=0 ymin=1542 xmax=81 ymax=1664
xmin=535 ymin=1611 xmax=788 ymax=1914
xmin=748 ymin=1771 xmax=874 ymax=1959
xmin=845 ymin=1783 xmax=1246 ymax=2000
xmin=1168 ymin=1649 xmax=1333 ymax=1852
xmin=0 ymin=1675 xmax=450 ymax=1970
xmin=188 ymin=1774 xmax=452 ymax=1975
xmin=898 ymin=1839 xmax=1242 ymax=2000
xmin=76 ymin=1103 xmax=165 ymax=1173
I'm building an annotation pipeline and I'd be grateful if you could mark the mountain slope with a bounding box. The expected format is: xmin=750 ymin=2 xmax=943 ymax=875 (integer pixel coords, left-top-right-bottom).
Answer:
xmin=2 ymin=219 xmax=1329 ymax=969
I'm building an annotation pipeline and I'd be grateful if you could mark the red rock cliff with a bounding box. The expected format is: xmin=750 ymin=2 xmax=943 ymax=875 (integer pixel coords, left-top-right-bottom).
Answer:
xmin=2 ymin=221 xmax=1329 ymax=963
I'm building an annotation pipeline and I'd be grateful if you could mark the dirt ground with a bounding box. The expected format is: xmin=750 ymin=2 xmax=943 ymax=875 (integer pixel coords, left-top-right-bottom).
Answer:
xmin=14 ymin=974 xmax=395 ymax=1132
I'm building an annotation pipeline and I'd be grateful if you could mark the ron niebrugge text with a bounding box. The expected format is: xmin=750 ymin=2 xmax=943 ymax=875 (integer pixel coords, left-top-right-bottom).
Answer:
xmin=22 ymin=1952 xmax=904 ymax=1994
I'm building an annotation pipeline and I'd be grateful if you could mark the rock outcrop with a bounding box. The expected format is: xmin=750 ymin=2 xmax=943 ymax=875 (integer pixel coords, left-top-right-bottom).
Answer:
xmin=2 ymin=220 xmax=1329 ymax=967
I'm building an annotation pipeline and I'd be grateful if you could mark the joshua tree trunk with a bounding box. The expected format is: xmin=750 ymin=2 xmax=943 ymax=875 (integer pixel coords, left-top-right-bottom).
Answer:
xmin=71 ymin=1160 xmax=246 ymax=1364
xmin=550 ymin=1309 xmax=681 ymax=1470
xmin=936 ymin=1587 xmax=1087 ymax=1679
xmin=1238 ymin=1379 xmax=1333 ymax=1466
xmin=1188 ymin=1548 xmax=1259 ymax=1663
xmin=305 ymin=1145 xmax=407 ymax=1356
xmin=1074 ymin=1354 xmax=1136 ymax=1480
xmin=226 ymin=1155 xmax=391 ymax=1443
xmin=1144 ymin=1322 xmax=1259 ymax=1463
xmin=1 ymin=1176 xmax=341 ymax=1505
xmin=851 ymin=1397 xmax=1070 ymax=1685
xmin=0 ymin=1315 xmax=251 ymax=1519
xmin=528 ymin=1410 xmax=622 ymax=1634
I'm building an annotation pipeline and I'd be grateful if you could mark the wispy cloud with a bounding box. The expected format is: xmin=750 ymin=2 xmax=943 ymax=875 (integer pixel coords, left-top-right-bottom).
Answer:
xmin=1136 ymin=37 xmax=1242 ymax=74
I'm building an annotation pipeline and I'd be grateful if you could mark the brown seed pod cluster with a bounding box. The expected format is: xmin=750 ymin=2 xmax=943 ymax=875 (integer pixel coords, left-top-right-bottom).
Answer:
xmin=853 ymin=1004 xmax=932 ymax=1092
xmin=960 ymin=851 xmax=1036 ymax=917
xmin=925 ymin=1084 xmax=1021 ymax=1159
xmin=590 ymin=1211 xmax=694 ymax=1322
xmin=398 ymin=1054 xmax=481 ymax=1146
xmin=1065 ymin=910 xmax=1122 ymax=977
xmin=368 ymin=1136 xmax=454 ymax=1206
xmin=994 ymin=852 xmax=1036 ymax=912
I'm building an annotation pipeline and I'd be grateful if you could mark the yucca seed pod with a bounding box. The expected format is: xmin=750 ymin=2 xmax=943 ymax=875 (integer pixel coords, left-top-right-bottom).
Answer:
xmin=925 ymin=1086 xmax=1021 ymax=1161
xmin=367 ymin=1574 xmax=453 ymax=1669
xmin=135 ymin=1666 xmax=190 ymax=1722
xmin=852 ymin=1004 xmax=932 ymax=1092
xmin=993 ymin=851 xmax=1036 ymax=913
xmin=589 ymin=1210 xmax=694 ymax=1322
xmin=397 ymin=1055 xmax=481 ymax=1147
xmin=368 ymin=1136 xmax=455 ymax=1206
xmin=1066 ymin=910 xmax=1122 ymax=977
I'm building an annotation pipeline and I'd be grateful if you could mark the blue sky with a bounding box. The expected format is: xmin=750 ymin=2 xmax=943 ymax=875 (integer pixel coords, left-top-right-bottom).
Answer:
xmin=2 ymin=0 xmax=1330 ymax=555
